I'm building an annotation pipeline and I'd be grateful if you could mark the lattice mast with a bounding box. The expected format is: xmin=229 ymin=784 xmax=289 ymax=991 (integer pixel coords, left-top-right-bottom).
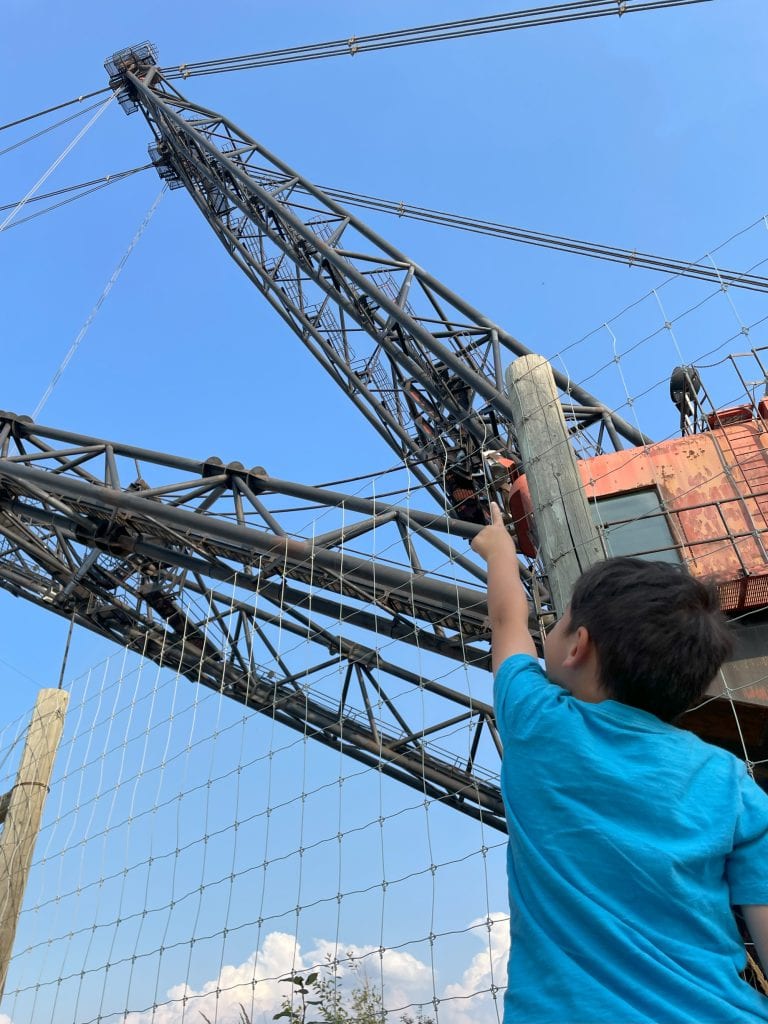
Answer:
xmin=105 ymin=44 xmax=650 ymax=525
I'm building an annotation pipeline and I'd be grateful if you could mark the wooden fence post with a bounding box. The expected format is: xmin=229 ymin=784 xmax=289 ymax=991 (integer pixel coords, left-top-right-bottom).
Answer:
xmin=506 ymin=354 xmax=605 ymax=617
xmin=0 ymin=688 xmax=69 ymax=999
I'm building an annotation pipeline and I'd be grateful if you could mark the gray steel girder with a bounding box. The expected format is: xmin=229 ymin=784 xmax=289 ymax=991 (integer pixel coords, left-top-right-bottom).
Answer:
xmin=0 ymin=413 xmax=506 ymax=830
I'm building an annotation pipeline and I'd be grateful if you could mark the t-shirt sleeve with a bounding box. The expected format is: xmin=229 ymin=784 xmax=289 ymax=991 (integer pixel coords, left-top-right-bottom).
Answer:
xmin=493 ymin=653 xmax=568 ymax=741
xmin=726 ymin=768 xmax=768 ymax=906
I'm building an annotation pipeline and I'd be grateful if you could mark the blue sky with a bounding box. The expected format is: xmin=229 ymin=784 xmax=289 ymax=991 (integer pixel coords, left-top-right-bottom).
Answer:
xmin=1 ymin=1 xmax=767 ymax=1021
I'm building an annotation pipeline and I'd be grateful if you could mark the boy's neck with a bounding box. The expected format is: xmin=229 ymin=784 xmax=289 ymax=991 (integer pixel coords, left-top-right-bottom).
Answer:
xmin=567 ymin=674 xmax=608 ymax=704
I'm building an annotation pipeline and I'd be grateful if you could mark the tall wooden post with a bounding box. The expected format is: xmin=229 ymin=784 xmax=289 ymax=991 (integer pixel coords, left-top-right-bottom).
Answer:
xmin=506 ymin=354 xmax=605 ymax=617
xmin=0 ymin=688 xmax=69 ymax=998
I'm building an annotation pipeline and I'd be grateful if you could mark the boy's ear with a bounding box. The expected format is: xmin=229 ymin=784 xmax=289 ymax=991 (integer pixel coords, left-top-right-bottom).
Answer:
xmin=562 ymin=626 xmax=593 ymax=668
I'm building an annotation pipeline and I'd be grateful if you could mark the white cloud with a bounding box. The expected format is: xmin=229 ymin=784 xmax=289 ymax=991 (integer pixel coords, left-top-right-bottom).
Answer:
xmin=441 ymin=913 xmax=509 ymax=1024
xmin=125 ymin=915 xmax=509 ymax=1024
xmin=125 ymin=931 xmax=303 ymax=1024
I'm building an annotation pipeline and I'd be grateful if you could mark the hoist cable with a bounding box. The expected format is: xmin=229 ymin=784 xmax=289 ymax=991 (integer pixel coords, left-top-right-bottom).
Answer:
xmin=33 ymin=186 xmax=166 ymax=420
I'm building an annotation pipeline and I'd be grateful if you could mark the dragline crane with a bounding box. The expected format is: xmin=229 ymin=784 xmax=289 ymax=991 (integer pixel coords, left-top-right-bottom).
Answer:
xmin=98 ymin=43 xmax=768 ymax=779
xmin=1 ymin=37 xmax=766 ymax=853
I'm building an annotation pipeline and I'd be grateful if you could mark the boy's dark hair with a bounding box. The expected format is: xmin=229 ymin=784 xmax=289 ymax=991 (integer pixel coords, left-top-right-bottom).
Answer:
xmin=568 ymin=557 xmax=733 ymax=722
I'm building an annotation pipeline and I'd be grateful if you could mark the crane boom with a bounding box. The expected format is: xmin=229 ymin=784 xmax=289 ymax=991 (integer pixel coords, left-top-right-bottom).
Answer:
xmin=0 ymin=412 xmax=506 ymax=830
xmin=105 ymin=43 xmax=651 ymax=524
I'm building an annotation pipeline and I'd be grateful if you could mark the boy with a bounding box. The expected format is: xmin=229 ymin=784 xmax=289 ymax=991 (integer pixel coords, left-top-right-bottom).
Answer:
xmin=472 ymin=503 xmax=768 ymax=1023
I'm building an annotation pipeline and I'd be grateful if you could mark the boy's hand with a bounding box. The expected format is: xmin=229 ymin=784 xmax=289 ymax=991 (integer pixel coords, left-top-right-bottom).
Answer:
xmin=472 ymin=502 xmax=536 ymax=668
xmin=471 ymin=502 xmax=517 ymax=562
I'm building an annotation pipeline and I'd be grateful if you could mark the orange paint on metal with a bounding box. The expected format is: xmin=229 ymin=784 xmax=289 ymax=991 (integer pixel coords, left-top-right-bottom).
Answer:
xmin=508 ymin=414 xmax=768 ymax=602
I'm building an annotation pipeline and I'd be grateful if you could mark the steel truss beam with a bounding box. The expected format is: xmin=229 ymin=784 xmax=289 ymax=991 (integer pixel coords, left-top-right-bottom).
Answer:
xmin=105 ymin=44 xmax=651 ymax=526
xmin=0 ymin=412 xmax=507 ymax=830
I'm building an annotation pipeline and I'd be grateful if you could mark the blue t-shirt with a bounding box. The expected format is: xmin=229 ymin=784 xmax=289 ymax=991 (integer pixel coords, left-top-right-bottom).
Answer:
xmin=494 ymin=654 xmax=768 ymax=1024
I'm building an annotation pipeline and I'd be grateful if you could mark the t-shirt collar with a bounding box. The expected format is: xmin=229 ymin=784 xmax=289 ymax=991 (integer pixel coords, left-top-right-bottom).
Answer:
xmin=585 ymin=697 xmax=672 ymax=733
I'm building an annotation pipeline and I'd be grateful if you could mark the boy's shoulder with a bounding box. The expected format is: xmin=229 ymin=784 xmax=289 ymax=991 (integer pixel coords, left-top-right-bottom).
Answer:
xmin=497 ymin=653 xmax=753 ymax=778
xmin=591 ymin=707 xmax=762 ymax=829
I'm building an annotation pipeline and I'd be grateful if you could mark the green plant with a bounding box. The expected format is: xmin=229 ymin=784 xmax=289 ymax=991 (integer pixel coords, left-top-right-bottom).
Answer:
xmin=273 ymin=958 xmax=395 ymax=1024
xmin=274 ymin=972 xmax=321 ymax=1023
xmin=200 ymin=1006 xmax=252 ymax=1024
xmin=196 ymin=960 xmax=436 ymax=1024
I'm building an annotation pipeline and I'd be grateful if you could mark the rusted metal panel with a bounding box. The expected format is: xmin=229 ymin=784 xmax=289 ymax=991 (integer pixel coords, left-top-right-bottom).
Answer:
xmin=507 ymin=414 xmax=768 ymax=715
xmin=510 ymin=419 xmax=768 ymax=585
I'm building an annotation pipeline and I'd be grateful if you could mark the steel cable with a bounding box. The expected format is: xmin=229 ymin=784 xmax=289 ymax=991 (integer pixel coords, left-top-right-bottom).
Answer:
xmin=162 ymin=0 xmax=714 ymax=78
xmin=0 ymin=96 xmax=115 ymax=233
xmin=1 ymin=0 xmax=714 ymax=133
xmin=0 ymin=166 xmax=153 ymax=230
xmin=0 ymin=99 xmax=109 ymax=158
xmin=2 ymin=159 xmax=764 ymax=294
xmin=0 ymin=88 xmax=112 ymax=135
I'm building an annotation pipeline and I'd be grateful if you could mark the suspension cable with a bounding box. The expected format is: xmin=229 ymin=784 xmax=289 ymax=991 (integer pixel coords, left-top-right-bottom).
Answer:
xmin=161 ymin=0 xmax=714 ymax=78
xmin=307 ymin=184 xmax=768 ymax=294
xmin=0 ymin=166 xmax=152 ymax=214
xmin=1 ymin=0 xmax=713 ymax=133
xmin=0 ymin=166 xmax=152 ymax=231
xmin=3 ymin=157 xmax=762 ymax=293
xmin=0 ymin=88 xmax=111 ymax=135
xmin=0 ymin=98 xmax=109 ymax=158
xmin=0 ymin=95 xmax=115 ymax=233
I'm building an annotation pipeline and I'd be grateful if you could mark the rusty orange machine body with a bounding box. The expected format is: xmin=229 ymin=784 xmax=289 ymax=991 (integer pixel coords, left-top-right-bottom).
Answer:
xmin=507 ymin=401 xmax=768 ymax=753
xmin=509 ymin=401 xmax=768 ymax=612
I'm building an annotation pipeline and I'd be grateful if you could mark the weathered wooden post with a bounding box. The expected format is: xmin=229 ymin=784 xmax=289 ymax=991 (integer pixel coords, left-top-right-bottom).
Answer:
xmin=505 ymin=354 xmax=605 ymax=617
xmin=0 ymin=688 xmax=69 ymax=998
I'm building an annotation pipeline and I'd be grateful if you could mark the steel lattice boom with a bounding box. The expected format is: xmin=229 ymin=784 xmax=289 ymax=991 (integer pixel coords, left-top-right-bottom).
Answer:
xmin=105 ymin=43 xmax=650 ymax=526
xmin=0 ymin=412 xmax=509 ymax=829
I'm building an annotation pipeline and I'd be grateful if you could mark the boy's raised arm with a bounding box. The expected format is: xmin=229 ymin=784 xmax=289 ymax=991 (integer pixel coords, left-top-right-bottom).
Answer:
xmin=472 ymin=503 xmax=537 ymax=673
